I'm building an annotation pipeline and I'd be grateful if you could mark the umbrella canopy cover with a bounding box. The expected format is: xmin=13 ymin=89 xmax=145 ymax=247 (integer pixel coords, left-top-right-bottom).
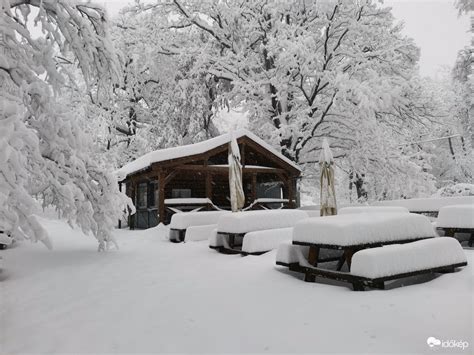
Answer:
xmin=228 ymin=132 xmax=245 ymax=212
xmin=319 ymin=138 xmax=337 ymax=216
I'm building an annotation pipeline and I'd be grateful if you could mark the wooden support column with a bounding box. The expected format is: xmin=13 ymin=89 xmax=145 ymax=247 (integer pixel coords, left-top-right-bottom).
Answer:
xmin=158 ymin=171 xmax=165 ymax=224
xmin=206 ymin=171 xmax=213 ymax=209
xmin=281 ymin=174 xmax=289 ymax=200
xmin=129 ymin=180 xmax=136 ymax=229
xmin=288 ymin=177 xmax=295 ymax=208
xmin=118 ymin=182 xmax=122 ymax=229
xmin=251 ymin=173 xmax=257 ymax=202
xmin=154 ymin=176 xmax=160 ymax=217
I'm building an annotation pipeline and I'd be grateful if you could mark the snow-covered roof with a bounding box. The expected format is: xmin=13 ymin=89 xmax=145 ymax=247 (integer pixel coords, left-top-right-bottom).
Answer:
xmin=116 ymin=129 xmax=301 ymax=180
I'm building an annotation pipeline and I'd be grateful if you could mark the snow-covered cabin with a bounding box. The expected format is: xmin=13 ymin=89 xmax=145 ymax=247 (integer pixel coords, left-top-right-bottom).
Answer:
xmin=117 ymin=130 xmax=301 ymax=228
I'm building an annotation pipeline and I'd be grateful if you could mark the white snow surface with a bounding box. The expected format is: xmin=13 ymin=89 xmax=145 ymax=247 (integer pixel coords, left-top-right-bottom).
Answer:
xmin=339 ymin=206 xmax=409 ymax=214
xmin=435 ymin=204 xmax=474 ymax=229
xmin=242 ymin=227 xmax=293 ymax=253
xmin=184 ymin=224 xmax=217 ymax=242
xmin=169 ymin=210 xmax=230 ymax=229
xmin=217 ymin=209 xmax=308 ymax=234
xmin=372 ymin=196 xmax=474 ymax=212
xmin=293 ymin=213 xmax=436 ymax=246
xmin=351 ymin=237 xmax=467 ymax=279
xmin=116 ymin=129 xmax=301 ymax=180
xmin=252 ymin=198 xmax=289 ymax=203
xmin=1 ymin=215 xmax=473 ymax=353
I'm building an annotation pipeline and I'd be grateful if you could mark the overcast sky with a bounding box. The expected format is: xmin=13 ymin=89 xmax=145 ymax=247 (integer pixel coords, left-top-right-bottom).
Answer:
xmin=100 ymin=0 xmax=471 ymax=78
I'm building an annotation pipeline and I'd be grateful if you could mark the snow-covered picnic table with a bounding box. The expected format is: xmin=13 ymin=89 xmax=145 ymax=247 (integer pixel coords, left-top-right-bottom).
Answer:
xmin=210 ymin=209 xmax=308 ymax=254
xmin=169 ymin=210 xmax=230 ymax=242
xmin=371 ymin=196 xmax=474 ymax=216
xmin=435 ymin=205 xmax=474 ymax=247
xmin=277 ymin=237 xmax=467 ymax=291
xmin=276 ymin=212 xmax=468 ymax=290
xmin=292 ymin=212 xmax=437 ymax=275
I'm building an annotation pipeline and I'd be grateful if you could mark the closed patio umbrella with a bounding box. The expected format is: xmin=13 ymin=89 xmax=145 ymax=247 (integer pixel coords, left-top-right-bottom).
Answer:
xmin=320 ymin=138 xmax=337 ymax=216
xmin=228 ymin=131 xmax=245 ymax=212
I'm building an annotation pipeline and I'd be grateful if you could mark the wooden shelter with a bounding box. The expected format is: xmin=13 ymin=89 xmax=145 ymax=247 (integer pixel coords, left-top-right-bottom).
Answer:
xmin=117 ymin=129 xmax=301 ymax=229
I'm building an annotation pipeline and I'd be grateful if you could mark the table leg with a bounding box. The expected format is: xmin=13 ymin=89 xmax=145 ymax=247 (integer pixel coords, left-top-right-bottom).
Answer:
xmin=344 ymin=248 xmax=355 ymax=271
xmin=336 ymin=254 xmax=346 ymax=271
xmin=305 ymin=246 xmax=319 ymax=282
xmin=308 ymin=246 xmax=319 ymax=266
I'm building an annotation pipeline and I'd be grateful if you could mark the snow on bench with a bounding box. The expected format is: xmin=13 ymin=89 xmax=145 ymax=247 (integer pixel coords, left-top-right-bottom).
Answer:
xmin=216 ymin=209 xmax=308 ymax=234
xmin=371 ymin=196 xmax=474 ymax=213
xmin=339 ymin=206 xmax=409 ymax=215
xmin=293 ymin=213 xmax=436 ymax=247
xmin=184 ymin=224 xmax=217 ymax=242
xmin=436 ymin=205 xmax=474 ymax=229
xmin=169 ymin=211 xmax=230 ymax=242
xmin=170 ymin=211 xmax=229 ymax=230
xmin=351 ymin=237 xmax=467 ymax=279
xmin=241 ymin=228 xmax=293 ymax=254
xmin=276 ymin=242 xmax=309 ymax=266
xmin=165 ymin=198 xmax=212 ymax=205
xmin=208 ymin=228 xmax=222 ymax=248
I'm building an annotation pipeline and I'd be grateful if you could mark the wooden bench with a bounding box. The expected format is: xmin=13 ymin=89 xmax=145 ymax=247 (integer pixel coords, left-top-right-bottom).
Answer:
xmin=277 ymin=238 xmax=467 ymax=290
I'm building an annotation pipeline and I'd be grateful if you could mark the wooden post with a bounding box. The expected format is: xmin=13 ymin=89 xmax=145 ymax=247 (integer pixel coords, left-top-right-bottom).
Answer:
xmin=129 ymin=180 xmax=136 ymax=229
xmin=288 ymin=177 xmax=295 ymax=208
xmin=118 ymin=182 xmax=122 ymax=229
xmin=154 ymin=177 xmax=160 ymax=221
xmin=251 ymin=173 xmax=257 ymax=202
xmin=206 ymin=171 xmax=213 ymax=208
xmin=158 ymin=171 xmax=165 ymax=224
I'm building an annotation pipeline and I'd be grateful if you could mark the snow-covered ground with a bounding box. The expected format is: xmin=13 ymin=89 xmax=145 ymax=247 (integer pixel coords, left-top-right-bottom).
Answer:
xmin=1 ymin=216 xmax=473 ymax=354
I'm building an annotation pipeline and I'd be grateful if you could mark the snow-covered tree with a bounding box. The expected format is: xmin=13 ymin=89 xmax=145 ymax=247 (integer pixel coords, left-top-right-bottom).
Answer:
xmin=1 ymin=0 xmax=132 ymax=250
xmin=160 ymin=0 xmax=440 ymax=201
xmin=455 ymin=0 xmax=474 ymax=15
xmin=82 ymin=7 xmax=229 ymax=168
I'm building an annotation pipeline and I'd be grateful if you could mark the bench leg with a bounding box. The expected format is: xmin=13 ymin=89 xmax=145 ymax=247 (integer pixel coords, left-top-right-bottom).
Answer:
xmin=438 ymin=266 xmax=456 ymax=274
xmin=469 ymin=232 xmax=474 ymax=247
xmin=372 ymin=281 xmax=385 ymax=290
xmin=352 ymin=282 xmax=365 ymax=291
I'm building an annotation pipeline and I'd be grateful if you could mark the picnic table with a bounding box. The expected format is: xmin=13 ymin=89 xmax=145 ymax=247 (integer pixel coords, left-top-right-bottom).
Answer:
xmin=435 ymin=205 xmax=474 ymax=247
xmin=277 ymin=213 xmax=467 ymax=290
xmin=291 ymin=213 xmax=437 ymax=281
xmin=211 ymin=209 xmax=308 ymax=254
